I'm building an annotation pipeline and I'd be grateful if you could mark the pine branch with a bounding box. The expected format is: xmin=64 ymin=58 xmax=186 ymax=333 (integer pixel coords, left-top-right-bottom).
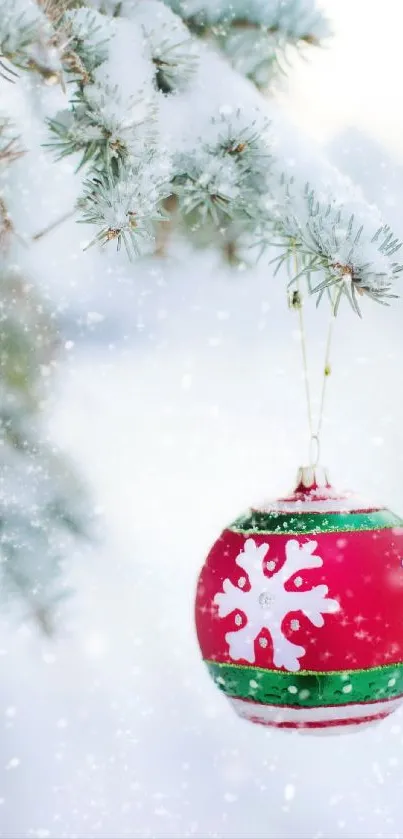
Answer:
xmin=0 ymin=267 xmax=89 ymax=629
xmin=258 ymin=181 xmax=402 ymax=313
xmin=0 ymin=57 xmax=19 ymax=81
xmin=0 ymin=105 xmax=89 ymax=630
xmin=38 ymin=0 xmax=403 ymax=314
xmin=62 ymin=6 xmax=112 ymax=82
xmin=32 ymin=208 xmax=77 ymax=241
xmin=172 ymin=111 xmax=271 ymax=228
xmin=0 ymin=196 xmax=14 ymax=249
xmin=163 ymin=0 xmax=330 ymax=88
xmin=79 ymin=156 xmax=170 ymax=257
xmin=0 ymin=0 xmax=62 ymax=81
xmin=0 ymin=119 xmax=24 ymax=165
xmin=134 ymin=0 xmax=199 ymax=93
xmin=0 ymin=120 xmax=24 ymax=248
xmin=47 ymin=84 xmax=157 ymax=170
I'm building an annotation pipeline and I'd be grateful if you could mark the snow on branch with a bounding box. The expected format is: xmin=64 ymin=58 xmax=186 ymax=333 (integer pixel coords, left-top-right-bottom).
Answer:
xmin=79 ymin=155 xmax=171 ymax=254
xmin=0 ymin=0 xmax=63 ymax=81
xmin=161 ymin=40 xmax=403 ymax=311
xmin=163 ymin=0 xmax=330 ymax=88
xmin=133 ymin=0 xmax=200 ymax=93
xmin=47 ymin=7 xmax=173 ymax=253
xmin=0 ymin=108 xmax=88 ymax=629
xmin=0 ymin=265 xmax=88 ymax=630
xmin=62 ymin=6 xmax=111 ymax=82
xmin=0 ymin=118 xmax=23 ymax=248
xmin=263 ymin=179 xmax=401 ymax=314
xmin=0 ymin=120 xmax=23 ymax=167
xmin=40 ymin=0 xmax=402 ymax=312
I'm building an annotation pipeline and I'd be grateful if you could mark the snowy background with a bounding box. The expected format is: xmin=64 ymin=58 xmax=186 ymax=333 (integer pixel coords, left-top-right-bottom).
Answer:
xmin=2 ymin=1 xmax=403 ymax=837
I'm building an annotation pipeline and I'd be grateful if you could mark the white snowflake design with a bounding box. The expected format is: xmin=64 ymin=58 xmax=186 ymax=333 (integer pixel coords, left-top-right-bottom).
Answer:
xmin=214 ymin=538 xmax=340 ymax=672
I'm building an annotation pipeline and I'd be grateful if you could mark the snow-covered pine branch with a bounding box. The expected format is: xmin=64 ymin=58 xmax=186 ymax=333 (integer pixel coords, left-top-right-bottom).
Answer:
xmin=0 ymin=107 xmax=88 ymax=631
xmin=3 ymin=0 xmax=401 ymax=312
xmin=133 ymin=0 xmax=200 ymax=93
xmin=0 ymin=0 xmax=64 ymax=82
xmin=79 ymin=155 xmax=171 ymax=254
xmin=0 ymin=120 xmax=24 ymax=247
xmin=163 ymin=0 xmax=330 ymax=88
xmin=45 ymin=5 xmax=173 ymax=253
xmin=41 ymin=0 xmax=402 ymax=312
xmin=172 ymin=111 xmax=271 ymax=226
xmin=0 ymin=267 xmax=89 ymax=633
xmin=262 ymin=180 xmax=401 ymax=314
xmin=162 ymin=39 xmax=403 ymax=312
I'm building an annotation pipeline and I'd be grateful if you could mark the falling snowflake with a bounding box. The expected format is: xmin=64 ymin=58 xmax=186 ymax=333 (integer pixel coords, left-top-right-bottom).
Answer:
xmin=214 ymin=538 xmax=339 ymax=672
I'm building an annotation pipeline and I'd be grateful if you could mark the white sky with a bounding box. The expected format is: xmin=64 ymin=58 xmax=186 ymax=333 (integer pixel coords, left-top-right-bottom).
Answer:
xmin=282 ymin=0 xmax=403 ymax=161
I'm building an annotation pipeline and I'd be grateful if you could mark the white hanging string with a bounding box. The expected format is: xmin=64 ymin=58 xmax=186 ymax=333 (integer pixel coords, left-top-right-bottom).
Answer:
xmin=290 ymin=273 xmax=336 ymax=467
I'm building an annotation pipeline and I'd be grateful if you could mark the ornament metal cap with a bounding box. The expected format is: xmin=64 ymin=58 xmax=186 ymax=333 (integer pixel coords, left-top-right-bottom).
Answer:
xmin=295 ymin=464 xmax=331 ymax=492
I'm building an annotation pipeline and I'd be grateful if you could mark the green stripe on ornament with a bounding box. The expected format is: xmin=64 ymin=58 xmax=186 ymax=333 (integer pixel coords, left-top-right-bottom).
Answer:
xmin=205 ymin=659 xmax=403 ymax=708
xmin=229 ymin=509 xmax=403 ymax=535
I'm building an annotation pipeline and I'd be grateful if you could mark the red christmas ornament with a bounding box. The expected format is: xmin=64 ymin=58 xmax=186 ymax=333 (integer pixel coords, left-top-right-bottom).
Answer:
xmin=195 ymin=466 xmax=403 ymax=733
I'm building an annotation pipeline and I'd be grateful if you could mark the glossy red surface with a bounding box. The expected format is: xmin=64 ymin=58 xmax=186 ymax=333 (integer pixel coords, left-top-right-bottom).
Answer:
xmin=196 ymin=526 xmax=403 ymax=672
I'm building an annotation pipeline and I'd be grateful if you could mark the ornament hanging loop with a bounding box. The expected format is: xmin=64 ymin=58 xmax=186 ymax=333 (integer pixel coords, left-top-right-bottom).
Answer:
xmin=309 ymin=433 xmax=321 ymax=467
